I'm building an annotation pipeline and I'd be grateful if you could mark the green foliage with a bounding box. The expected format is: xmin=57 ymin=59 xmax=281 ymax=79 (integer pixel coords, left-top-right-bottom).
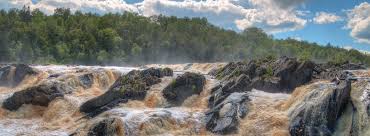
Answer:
xmin=263 ymin=66 xmax=274 ymax=79
xmin=0 ymin=7 xmax=369 ymax=65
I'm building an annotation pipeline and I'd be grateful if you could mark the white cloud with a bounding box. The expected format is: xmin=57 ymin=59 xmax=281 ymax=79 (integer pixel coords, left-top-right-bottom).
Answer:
xmin=313 ymin=12 xmax=342 ymax=24
xmin=1 ymin=0 xmax=308 ymax=33
xmin=346 ymin=2 xmax=370 ymax=44
xmin=138 ymin=0 xmax=307 ymax=33
xmin=4 ymin=0 xmax=138 ymax=14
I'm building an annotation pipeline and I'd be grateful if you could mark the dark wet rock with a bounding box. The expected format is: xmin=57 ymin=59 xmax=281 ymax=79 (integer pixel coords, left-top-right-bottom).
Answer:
xmin=289 ymin=80 xmax=351 ymax=136
xmin=87 ymin=118 xmax=124 ymax=136
xmin=208 ymin=74 xmax=250 ymax=108
xmin=79 ymin=73 xmax=94 ymax=89
xmin=80 ymin=68 xmax=171 ymax=117
xmin=272 ymin=58 xmax=315 ymax=91
xmin=162 ymin=72 xmax=206 ymax=106
xmin=210 ymin=84 xmax=222 ymax=94
xmin=205 ymin=92 xmax=249 ymax=134
xmin=48 ymin=73 xmax=61 ymax=79
xmin=184 ymin=63 xmax=193 ymax=70
xmin=2 ymin=80 xmax=70 ymax=111
xmin=0 ymin=64 xmax=38 ymax=87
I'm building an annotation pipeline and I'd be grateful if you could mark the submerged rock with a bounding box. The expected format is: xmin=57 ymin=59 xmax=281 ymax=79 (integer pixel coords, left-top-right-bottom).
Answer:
xmin=0 ymin=64 xmax=38 ymax=87
xmin=80 ymin=68 xmax=173 ymax=117
xmin=205 ymin=92 xmax=249 ymax=134
xmin=87 ymin=118 xmax=124 ymax=136
xmin=289 ymin=80 xmax=351 ymax=136
xmin=79 ymin=73 xmax=94 ymax=89
xmin=162 ymin=72 xmax=206 ymax=106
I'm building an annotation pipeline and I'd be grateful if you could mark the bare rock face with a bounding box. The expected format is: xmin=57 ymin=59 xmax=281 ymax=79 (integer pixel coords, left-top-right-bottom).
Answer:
xmin=162 ymin=72 xmax=206 ymax=106
xmin=0 ymin=64 xmax=38 ymax=87
xmin=80 ymin=68 xmax=173 ymax=117
xmin=289 ymin=80 xmax=351 ymax=136
xmin=212 ymin=56 xmax=316 ymax=93
xmin=205 ymin=92 xmax=249 ymax=134
xmin=313 ymin=61 xmax=365 ymax=80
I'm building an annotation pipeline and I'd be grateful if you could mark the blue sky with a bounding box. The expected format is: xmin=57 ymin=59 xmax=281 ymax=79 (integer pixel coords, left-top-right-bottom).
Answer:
xmin=4 ymin=0 xmax=370 ymax=52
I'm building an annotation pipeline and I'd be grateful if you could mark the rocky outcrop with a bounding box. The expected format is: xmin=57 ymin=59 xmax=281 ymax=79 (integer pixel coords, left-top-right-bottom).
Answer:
xmin=162 ymin=72 xmax=206 ymax=106
xmin=2 ymin=80 xmax=71 ymax=111
xmin=212 ymin=57 xmax=315 ymax=93
xmin=1 ymin=68 xmax=119 ymax=111
xmin=205 ymin=92 xmax=249 ymax=134
xmin=313 ymin=61 xmax=365 ymax=80
xmin=0 ymin=64 xmax=38 ymax=87
xmin=87 ymin=118 xmax=124 ymax=136
xmin=80 ymin=68 xmax=173 ymax=117
xmin=289 ymin=80 xmax=351 ymax=136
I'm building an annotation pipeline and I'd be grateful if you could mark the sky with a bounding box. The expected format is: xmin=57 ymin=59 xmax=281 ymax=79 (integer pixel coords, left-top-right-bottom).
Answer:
xmin=1 ymin=0 xmax=370 ymax=52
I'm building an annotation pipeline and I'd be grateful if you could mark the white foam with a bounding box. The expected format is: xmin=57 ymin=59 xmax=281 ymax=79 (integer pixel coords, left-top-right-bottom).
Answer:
xmin=32 ymin=65 xmax=139 ymax=75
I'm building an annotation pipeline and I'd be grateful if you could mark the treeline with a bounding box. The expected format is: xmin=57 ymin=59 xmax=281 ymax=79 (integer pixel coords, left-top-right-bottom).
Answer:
xmin=0 ymin=7 xmax=369 ymax=65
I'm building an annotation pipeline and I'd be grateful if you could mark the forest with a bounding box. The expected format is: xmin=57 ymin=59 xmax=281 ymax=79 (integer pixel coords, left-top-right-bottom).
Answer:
xmin=0 ymin=6 xmax=369 ymax=65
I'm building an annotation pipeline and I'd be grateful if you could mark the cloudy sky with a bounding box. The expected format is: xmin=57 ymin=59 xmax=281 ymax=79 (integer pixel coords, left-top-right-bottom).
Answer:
xmin=1 ymin=0 xmax=370 ymax=52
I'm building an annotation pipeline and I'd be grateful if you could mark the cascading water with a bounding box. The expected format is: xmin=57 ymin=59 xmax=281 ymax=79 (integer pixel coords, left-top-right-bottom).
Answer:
xmin=0 ymin=62 xmax=369 ymax=136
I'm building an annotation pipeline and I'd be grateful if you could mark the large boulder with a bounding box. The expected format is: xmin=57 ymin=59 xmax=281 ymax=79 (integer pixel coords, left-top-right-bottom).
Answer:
xmin=80 ymin=68 xmax=173 ymax=117
xmin=0 ymin=64 xmax=38 ymax=87
xmin=2 ymin=80 xmax=71 ymax=111
xmin=87 ymin=118 xmax=124 ymax=136
xmin=208 ymin=74 xmax=250 ymax=108
xmin=162 ymin=72 xmax=206 ymax=106
xmin=289 ymin=80 xmax=351 ymax=136
xmin=205 ymin=92 xmax=249 ymax=134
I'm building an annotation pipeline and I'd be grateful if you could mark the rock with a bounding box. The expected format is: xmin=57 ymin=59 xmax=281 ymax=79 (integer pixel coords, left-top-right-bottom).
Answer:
xmin=314 ymin=61 xmax=365 ymax=80
xmin=212 ymin=57 xmax=315 ymax=93
xmin=208 ymin=74 xmax=250 ymax=108
xmin=2 ymin=69 xmax=115 ymax=111
xmin=161 ymin=67 xmax=174 ymax=77
xmin=0 ymin=66 xmax=12 ymax=86
xmin=80 ymin=68 xmax=171 ymax=117
xmin=205 ymin=92 xmax=249 ymax=134
xmin=184 ymin=63 xmax=193 ymax=70
xmin=87 ymin=118 xmax=124 ymax=136
xmin=0 ymin=64 xmax=38 ymax=87
xmin=289 ymin=80 xmax=351 ymax=136
xmin=2 ymin=80 xmax=69 ymax=111
xmin=162 ymin=72 xmax=206 ymax=106
xmin=79 ymin=73 xmax=94 ymax=89
xmin=272 ymin=58 xmax=315 ymax=91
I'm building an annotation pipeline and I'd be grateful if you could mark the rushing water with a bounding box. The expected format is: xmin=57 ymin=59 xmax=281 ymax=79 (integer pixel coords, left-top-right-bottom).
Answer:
xmin=0 ymin=64 xmax=222 ymax=136
xmin=1 ymin=64 xmax=369 ymax=136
